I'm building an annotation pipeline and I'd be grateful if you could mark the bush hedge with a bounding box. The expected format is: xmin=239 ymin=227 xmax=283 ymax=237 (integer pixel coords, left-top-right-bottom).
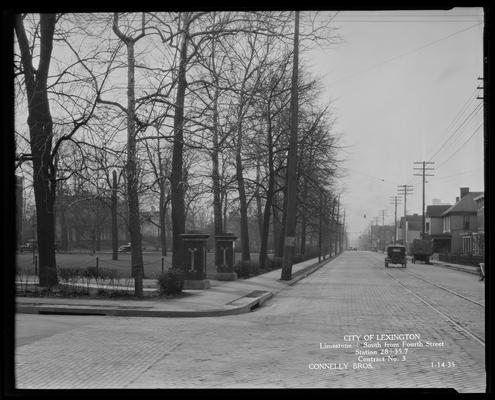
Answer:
xmin=157 ymin=269 xmax=184 ymax=295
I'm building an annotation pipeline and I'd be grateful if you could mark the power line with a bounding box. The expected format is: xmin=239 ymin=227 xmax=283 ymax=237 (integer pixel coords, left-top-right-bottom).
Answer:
xmin=327 ymin=23 xmax=482 ymax=87
xmin=413 ymin=161 xmax=435 ymax=237
xmin=427 ymin=88 xmax=479 ymax=160
xmin=429 ymin=102 xmax=483 ymax=161
xmin=429 ymin=167 xmax=482 ymax=182
xmin=436 ymin=123 xmax=484 ymax=169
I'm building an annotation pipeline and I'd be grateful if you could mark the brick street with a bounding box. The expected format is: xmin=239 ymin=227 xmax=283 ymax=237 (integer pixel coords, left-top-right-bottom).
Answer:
xmin=15 ymin=251 xmax=485 ymax=391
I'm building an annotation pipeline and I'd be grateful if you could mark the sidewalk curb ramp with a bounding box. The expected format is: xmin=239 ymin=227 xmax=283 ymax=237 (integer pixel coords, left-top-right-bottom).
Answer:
xmin=16 ymin=291 xmax=273 ymax=318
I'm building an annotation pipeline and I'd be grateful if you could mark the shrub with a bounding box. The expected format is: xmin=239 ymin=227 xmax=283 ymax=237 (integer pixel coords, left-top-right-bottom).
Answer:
xmin=157 ymin=269 xmax=184 ymax=295
xmin=58 ymin=267 xmax=80 ymax=283
xmin=85 ymin=266 xmax=99 ymax=279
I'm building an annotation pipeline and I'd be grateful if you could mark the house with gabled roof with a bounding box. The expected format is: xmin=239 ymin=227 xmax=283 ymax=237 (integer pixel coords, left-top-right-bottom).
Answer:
xmin=441 ymin=187 xmax=483 ymax=255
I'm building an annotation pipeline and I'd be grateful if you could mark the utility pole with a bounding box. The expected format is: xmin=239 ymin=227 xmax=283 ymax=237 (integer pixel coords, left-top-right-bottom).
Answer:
xmin=397 ymin=184 xmax=414 ymax=244
xmin=318 ymin=189 xmax=323 ymax=262
xmin=371 ymin=216 xmax=379 ymax=250
xmin=397 ymin=185 xmax=414 ymax=218
xmin=413 ymin=161 xmax=435 ymax=237
xmin=389 ymin=196 xmax=403 ymax=244
xmin=281 ymin=11 xmax=300 ymax=280
xmin=378 ymin=209 xmax=388 ymax=250
xmin=341 ymin=209 xmax=346 ymax=252
xmin=333 ymin=195 xmax=340 ymax=256
xmin=369 ymin=225 xmax=372 ymax=250
xmin=330 ymin=197 xmax=337 ymax=257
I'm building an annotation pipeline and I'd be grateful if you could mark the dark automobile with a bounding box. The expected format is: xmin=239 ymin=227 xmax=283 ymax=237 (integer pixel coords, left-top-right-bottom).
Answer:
xmin=119 ymin=243 xmax=131 ymax=253
xmin=385 ymin=245 xmax=407 ymax=268
xmin=19 ymin=240 xmax=37 ymax=252
xmin=411 ymin=238 xmax=433 ymax=264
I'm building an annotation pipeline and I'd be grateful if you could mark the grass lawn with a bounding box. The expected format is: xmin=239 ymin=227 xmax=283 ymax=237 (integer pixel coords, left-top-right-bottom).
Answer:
xmin=16 ymin=251 xmax=266 ymax=279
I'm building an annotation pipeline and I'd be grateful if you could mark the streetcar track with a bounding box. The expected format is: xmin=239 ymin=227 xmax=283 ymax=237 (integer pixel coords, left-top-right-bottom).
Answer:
xmin=397 ymin=268 xmax=484 ymax=307
xmin=378 ymin=264 xmax=485 ymax=347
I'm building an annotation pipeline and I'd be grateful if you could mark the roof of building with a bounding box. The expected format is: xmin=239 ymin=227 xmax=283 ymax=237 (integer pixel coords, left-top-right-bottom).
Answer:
xmin=399 ymin=215 xmax=422 ymax=230
xmin=441 ymin=192 xmax=484 ymax=216
xmin=474 ymin=193 xmax=484 ymax=201
xmin=426 ymin=205 xmax=451 ymax=218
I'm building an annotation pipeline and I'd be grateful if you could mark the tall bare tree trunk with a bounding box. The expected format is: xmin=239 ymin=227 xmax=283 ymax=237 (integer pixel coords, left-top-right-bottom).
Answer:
xmin=211 ymin=92 xmax=223 ymax=236
xmin=15 ymin=14 xmax=58 ymax=288
xmin=300 ymin=201 xmax=307 ymax=255
xmin=112 ymin=13 xmax=146 ymax=296
xmin=259 ymin=116 xmax=275 ymax=269
xmin=170 ymin=13 xmax=190 ymax=269
xmin=255 ymin=158 xmax=263 ymax=241
xmin=125 ymin=40 xmax=144 ymax=294
xmin=159 ymin=165 xmax=168 ymax=257
xmin=281 ymin=11 xmax=300 ymax=280
xmin=222 ymin=188 xmax=228 ymax=232
xmin=111 ymin=170 xmax=118 ymax=260
xmin=276 ymin=172 xmax=288 ymax=258
xmin=235 ymin=113 xmax=251 ymax=261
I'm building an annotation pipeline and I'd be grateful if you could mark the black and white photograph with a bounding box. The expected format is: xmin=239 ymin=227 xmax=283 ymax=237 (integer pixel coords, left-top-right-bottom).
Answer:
xmin=7 ymin=7 xmax=487 ymax=392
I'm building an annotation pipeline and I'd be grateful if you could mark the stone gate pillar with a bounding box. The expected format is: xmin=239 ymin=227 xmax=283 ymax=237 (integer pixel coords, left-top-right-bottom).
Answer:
xmin=180 ymin=232 xmax=210 ymax=289
xmin=212 ymin=233 xmax=238 ymax=281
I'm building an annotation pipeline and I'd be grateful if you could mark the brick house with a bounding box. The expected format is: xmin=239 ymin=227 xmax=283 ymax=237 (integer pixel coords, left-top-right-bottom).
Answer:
xmin=441 ymin=187 xmax=483 ymax=255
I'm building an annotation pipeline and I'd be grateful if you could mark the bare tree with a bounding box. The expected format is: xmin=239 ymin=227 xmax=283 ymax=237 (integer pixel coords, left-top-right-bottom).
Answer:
xmin=108 ymin=12 xmax=147 ymax=296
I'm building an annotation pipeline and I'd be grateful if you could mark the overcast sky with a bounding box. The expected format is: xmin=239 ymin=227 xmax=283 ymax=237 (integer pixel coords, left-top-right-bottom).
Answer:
xmin=306 ymin=8 xmax=484 ymax=243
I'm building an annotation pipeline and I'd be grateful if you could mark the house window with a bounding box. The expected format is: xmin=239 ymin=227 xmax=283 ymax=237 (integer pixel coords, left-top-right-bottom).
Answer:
xmin=425 ymin=222 xmax=430 ymax=233
xmin=462 ymin=236 xmax=472 ymax=255
xmin=444 ymin=216 xmax=450 ymax=232
xmin=463 ymin=215 xmax=470 ymax=231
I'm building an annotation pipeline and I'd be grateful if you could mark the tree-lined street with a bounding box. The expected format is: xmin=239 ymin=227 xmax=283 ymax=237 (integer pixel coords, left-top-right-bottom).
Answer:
xmin=16 ymin=251 xmax=485 ymax=391
xmin=11 ymin=9 xmax=486 ymax=393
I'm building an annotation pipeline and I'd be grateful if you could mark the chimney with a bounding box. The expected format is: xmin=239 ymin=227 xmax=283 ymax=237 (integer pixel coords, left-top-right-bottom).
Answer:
xmin=460 ymin=187 xmax=469 ymax=199
xmin=456 ymin=196 xmax=460 ymax=203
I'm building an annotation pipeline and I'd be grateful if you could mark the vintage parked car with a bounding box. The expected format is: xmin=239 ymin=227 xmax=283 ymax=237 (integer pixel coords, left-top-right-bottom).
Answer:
xmin=118 ymin=243 xmax=131 ymax=253
xmin=19 ymin=241 xmax=61 ymax=252
xmin=385 ymin=245 xmax=407 ymax=268
xmin=19 ymin=240 xmax=37 ymax=252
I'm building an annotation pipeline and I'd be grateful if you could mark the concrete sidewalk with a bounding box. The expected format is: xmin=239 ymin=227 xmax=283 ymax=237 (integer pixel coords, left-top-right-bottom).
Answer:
xmin=430 ymin=259 xmax=482 ymax=276
xmin=403 ymin=255 xmax=482 ymax=276
xmin=16 ymin=255 xmax=336 ymax=318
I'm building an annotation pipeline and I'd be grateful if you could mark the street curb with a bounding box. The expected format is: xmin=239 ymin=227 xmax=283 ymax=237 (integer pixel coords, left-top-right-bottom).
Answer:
xmin=430 ymin=261 xmax=480 ymax=276
xmin=16 ymin=291 xmax=273 ymax=318
xmin=287 ymin=255 xmax=337 ymax=286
